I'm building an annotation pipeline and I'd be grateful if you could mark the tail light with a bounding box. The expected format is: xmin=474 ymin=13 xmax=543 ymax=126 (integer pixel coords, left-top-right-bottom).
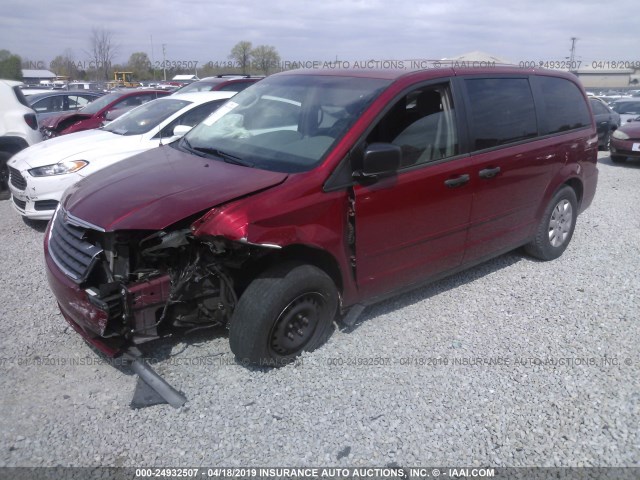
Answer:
xmin=24 ymin=113 xmax=38 ymax=130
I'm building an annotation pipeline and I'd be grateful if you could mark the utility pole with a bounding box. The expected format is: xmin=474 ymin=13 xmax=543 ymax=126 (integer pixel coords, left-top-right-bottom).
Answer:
xmin=569 ymin=37 xmax=578 ymax=70
xmin=162 ymin=44 xmax=167 ymax=81
xmin=150 ymin=35 xmax=156 ymax=81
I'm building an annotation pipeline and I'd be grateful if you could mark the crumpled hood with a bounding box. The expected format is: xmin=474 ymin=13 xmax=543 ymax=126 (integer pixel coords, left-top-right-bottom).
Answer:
xmin=42 ymin=112 xmax=91 ymax=129
xmin=63 ymin=145 xmax=288 ymax=231
xmin=10 ymin=129 xmax=141 ymax=169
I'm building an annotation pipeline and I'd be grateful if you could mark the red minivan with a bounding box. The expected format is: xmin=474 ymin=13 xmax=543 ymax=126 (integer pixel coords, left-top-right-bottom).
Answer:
xmin=44 ymin=67 xmax=598 ymax=367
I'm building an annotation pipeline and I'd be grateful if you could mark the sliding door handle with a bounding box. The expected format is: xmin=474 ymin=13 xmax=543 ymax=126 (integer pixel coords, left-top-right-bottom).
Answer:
xmin=444 ymin=174 xmax=470 ymax=188
xmin=479 ymin=167 xmax=501 ymax=179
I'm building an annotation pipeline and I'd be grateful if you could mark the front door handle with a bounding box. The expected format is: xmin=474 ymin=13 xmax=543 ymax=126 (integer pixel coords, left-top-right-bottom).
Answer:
xmin=444 ymin=174 xmax=470 ymax=188
xmin=479 ymin=166 xmax=501 ymax=179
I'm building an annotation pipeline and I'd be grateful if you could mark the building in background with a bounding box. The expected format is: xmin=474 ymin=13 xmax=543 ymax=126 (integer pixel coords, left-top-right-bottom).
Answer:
xmin=21 ymin=69 xmax=56 ymax=85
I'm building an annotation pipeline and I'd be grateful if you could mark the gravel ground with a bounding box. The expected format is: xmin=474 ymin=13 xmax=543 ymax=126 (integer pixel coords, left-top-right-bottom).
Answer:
xmin=0 ymin=152 xmax=638 ymax=468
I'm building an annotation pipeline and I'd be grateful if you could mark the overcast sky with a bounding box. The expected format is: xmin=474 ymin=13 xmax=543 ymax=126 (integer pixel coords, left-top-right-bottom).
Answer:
xmin=1 ymin=0 xmax=638 ymax=68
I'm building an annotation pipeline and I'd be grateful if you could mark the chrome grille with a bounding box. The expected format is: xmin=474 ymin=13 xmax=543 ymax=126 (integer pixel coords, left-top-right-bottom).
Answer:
xmin=48 ymin=208 xmax=103 ymax=284
xmin=9 ymin=167 xmax=27 ymax=190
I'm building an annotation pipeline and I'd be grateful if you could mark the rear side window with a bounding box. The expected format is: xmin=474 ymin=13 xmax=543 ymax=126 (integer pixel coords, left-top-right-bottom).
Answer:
xmin=590 ymin=99 xmax=609 ymax=115
xmin=465 ymin=78 xmax=538 ymax=150
xmin=32 ymin=95 xmax=65 ymax=113
xmin=536 ymin=76 xmax=591 ymax=134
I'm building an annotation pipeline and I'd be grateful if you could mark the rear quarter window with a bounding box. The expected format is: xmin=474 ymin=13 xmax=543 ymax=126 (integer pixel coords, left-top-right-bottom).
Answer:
xmin=464 ymin=78 xmax=538 ymax=150
xmin=590 ymin=99 xmax=610 ymax=115
xmin=535 ymin=76 xmax=591 ymax=134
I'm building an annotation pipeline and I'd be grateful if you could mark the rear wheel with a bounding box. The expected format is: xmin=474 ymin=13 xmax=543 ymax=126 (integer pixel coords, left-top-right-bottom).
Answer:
xmin=0 ymin=152 xmax=11 ymax=201
xmin=229 ymin=263 xmax=338 ymax=366
xmin=525 ymin=185 xmax=577 ymax=261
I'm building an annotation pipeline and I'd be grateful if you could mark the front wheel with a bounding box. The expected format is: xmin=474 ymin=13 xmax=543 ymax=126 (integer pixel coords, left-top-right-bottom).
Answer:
xmin=611 ymin=154 xmax=626 ymax=164
xmin=525 ymin=185 xmax=577 ymax=261
xmin=229 ymin=264 xmax=338 ymax=366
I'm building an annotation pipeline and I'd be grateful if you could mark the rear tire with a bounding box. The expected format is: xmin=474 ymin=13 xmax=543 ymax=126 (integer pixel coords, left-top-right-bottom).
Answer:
xmin=0 ymin=152 xmax=11 ymax=201
xmin=525 ymin=185 xmax=577 ymax=261
xmin=229 ymin=263 xmax=338 ymax=366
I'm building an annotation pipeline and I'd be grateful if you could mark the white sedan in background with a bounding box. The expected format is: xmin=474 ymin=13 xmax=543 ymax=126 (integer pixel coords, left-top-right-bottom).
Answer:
xmin=8 ymin=91 xmax=235 ymax=220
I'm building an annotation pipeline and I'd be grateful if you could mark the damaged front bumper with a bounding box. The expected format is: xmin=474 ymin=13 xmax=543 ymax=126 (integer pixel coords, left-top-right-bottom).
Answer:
xmin=45 ymin=247 xmax=141 ymax=356
xmin=44 ymin=207 xmax=241 ymax=358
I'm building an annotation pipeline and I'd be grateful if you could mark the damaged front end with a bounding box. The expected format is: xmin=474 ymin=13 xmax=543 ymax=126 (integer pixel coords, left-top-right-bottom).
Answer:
xmin=47 ymin=206 xmax=264 ymax=355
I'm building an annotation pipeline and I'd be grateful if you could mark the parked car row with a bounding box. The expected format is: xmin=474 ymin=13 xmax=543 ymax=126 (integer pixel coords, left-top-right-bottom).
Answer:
xmin=39 ymin=89 xmax=170 ymax=138
xmin=8 ymin=91 xmax=235 ymax=219
xmin=0 ymin=75 xmax=267 ymax=200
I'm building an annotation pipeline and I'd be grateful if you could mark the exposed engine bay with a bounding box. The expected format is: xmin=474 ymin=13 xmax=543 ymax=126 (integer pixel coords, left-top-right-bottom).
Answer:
xmin=49 ymin=208 xmax=271 ymax=352
xmin=93 ymin=230 xmax=264 ymax=343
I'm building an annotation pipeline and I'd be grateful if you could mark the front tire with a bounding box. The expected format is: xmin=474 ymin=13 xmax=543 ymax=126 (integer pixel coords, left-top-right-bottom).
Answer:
xmin=525 ymin=185 xmax=577 ymax=261
xmin=229 ymin=264 xmax=338 ymax=366
xmin=611 ymin=154 xmax=626 ymax=163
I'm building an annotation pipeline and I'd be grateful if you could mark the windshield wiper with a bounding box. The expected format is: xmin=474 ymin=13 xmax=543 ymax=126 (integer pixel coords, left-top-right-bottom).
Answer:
xmin=193 ymin=147 xmax=255 ymax=167
xmin=180 ymin=136 xmax=202 ymax=155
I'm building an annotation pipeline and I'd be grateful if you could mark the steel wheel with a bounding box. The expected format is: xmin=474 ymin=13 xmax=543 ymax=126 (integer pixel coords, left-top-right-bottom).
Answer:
xmin=229 ymin=264 xmax=338 ymax=366
xmin=548 ymin=199 xmax=573 ymax=248
xmin=269 ymin=292 xmax=326 ymax=356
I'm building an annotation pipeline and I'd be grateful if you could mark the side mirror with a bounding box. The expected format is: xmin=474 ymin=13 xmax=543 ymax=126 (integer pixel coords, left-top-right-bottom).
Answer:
xmin=358 ymin=143 xmax=402 ymax=178
xmin=104 ymin=110 xmax=117 ymax=121
xmin=172 ymin=125 xmax=192 ymax=137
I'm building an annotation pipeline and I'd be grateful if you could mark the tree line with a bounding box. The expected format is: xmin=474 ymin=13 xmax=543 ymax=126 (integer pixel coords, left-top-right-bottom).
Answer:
xmin=2 ymin=28 xmax=282 ymax=82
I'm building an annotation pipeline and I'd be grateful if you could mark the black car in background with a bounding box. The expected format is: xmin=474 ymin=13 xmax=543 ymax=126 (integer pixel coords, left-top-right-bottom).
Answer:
xmin=27 ymin=91 xmax=104 ymax=122
xmin=590 ymin=97 xmax=620 ymax=150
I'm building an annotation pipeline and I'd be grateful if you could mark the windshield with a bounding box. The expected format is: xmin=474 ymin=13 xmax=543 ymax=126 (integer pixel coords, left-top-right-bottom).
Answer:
xmin=611 ymin=101 xmax=640 ymax=115
xmin=103 ymin=98 xmax=190 ymax=135
xmin=182 ymin=74 xmax=390 ymax=173
xmin=78 ymin=91 xmax=123 ymax=115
